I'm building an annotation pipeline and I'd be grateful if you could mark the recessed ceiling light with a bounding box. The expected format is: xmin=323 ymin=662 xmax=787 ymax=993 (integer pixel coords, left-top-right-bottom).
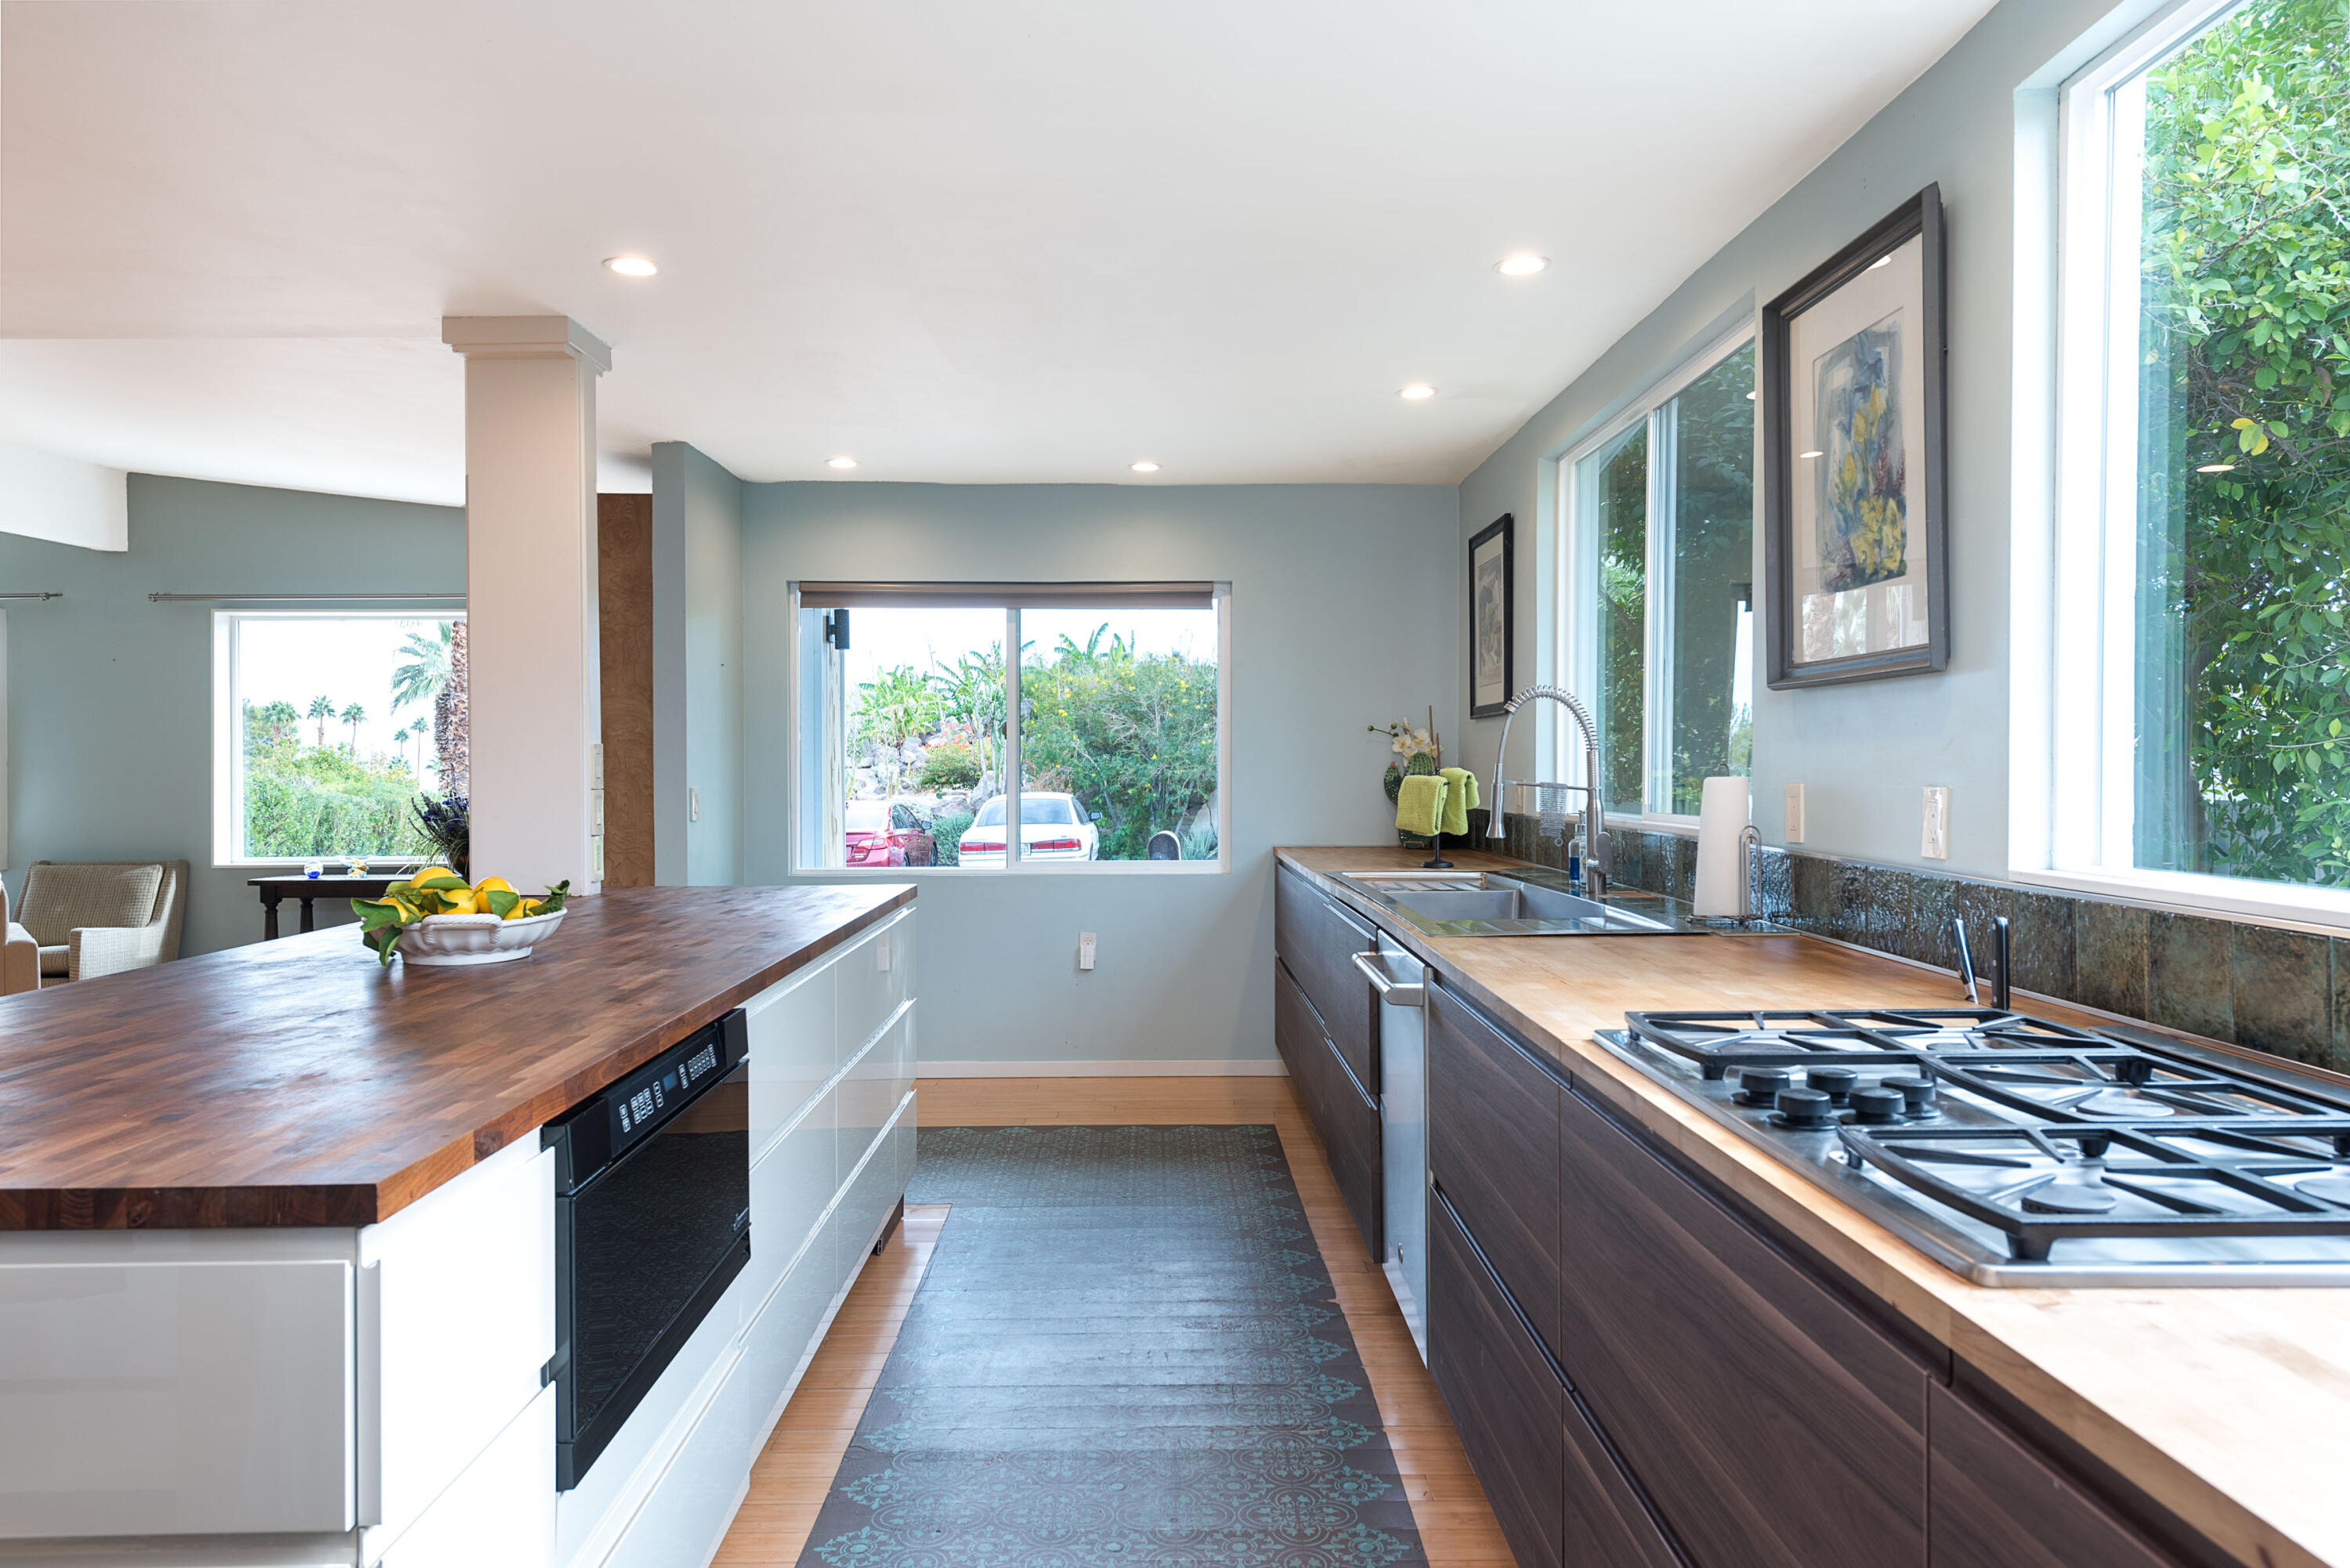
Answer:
xmin=1798 ymin=450 xmax=1825 ymax=460
xmin=1130 ymin=461 xmax=1160 ymax=473
xmin=1495 ymin=254 xmax=1549 ymax=277
xmin=1399 ymin=384 xmax=1437 ymax=401
xmin=1867 ymin=255 xmax=1893 ymax=271
xmin=604 ymin=255 xmax=659 ymax=278
xmin=827 ymin=456 xmax=858 ymax=470
xmin=2197 ymin=462 xmax=2236 ymax=472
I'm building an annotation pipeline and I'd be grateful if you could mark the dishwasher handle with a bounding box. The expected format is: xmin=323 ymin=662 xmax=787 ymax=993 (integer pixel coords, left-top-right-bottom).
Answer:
xmin=1352 ymin=950 xmax=1426 ymax=1007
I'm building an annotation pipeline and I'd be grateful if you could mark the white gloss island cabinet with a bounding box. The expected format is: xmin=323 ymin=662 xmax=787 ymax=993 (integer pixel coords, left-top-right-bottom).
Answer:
xmin=0 ymin=901 xmax=916 ymax=1568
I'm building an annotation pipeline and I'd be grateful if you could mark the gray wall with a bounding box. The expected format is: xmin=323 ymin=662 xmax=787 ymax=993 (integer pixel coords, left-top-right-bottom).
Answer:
xmin=651 ymin=442 xmax=746 ymax=887
xmin=1456 ymin=0 xmax=2158 ymax=880
xmin=740 ymin=482 xmax=1458 ymax=1067
xmin=0 ymin=475 xmax=465 ymax=956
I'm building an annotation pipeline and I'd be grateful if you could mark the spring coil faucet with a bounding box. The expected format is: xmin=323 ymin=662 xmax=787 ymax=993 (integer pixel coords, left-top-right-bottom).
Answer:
xmin=1484 ymin=685 xmax=1613 ymax=896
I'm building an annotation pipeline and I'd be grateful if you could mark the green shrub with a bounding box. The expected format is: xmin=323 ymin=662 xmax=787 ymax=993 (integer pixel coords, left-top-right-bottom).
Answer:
xmin=929 ymin=811 xmax=974 ymax=866
xmin=917 ymin=741 xmax=982 ymax=791
xmin=239 ymin=716 xmax=433 ymax=858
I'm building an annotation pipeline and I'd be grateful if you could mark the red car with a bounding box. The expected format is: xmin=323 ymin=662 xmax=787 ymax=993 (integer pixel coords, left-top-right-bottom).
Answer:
xmin=844 ymin=801 xmax=932 ymax=866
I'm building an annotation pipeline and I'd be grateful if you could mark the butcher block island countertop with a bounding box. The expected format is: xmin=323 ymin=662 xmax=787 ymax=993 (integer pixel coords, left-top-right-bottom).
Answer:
xmin=0 ymin=882 xmax=913 ymax=1231
xmin=1281 ymin=846 xmax=2350 ymax=1568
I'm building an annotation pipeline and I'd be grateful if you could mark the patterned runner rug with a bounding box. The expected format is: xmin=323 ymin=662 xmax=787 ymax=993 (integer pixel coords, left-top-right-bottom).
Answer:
xmin=797 ymin=1124 xmax=1427 ymax=1568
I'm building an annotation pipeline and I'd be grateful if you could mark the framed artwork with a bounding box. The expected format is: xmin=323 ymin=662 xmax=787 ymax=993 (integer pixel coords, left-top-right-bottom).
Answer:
xmin=1761 ymin=184 xmax=1948 ymax=689
xmin=1469 ymin=513 xmax=1514 ymax=719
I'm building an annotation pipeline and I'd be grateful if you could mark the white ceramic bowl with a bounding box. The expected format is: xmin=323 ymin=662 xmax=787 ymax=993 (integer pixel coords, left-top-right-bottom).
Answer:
xmin=398 ymin=908 xmax=566 ymax=966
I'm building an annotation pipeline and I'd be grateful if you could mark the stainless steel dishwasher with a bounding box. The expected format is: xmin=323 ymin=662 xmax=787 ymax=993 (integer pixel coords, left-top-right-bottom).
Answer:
xmin=1354 ymin=933 xmax=1428 ymax=1362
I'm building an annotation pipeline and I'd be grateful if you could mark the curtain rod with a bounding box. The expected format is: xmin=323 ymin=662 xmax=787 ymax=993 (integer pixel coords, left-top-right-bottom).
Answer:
xmin=0 ymin=592 xmax=63 ymax=601
xmin=148 ymin=592 xmax=467 ymax=603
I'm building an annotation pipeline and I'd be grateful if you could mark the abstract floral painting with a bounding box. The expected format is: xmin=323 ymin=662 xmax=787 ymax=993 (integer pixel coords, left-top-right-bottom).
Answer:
xmin=1814 ymin=313 xmax=1908 ymax=594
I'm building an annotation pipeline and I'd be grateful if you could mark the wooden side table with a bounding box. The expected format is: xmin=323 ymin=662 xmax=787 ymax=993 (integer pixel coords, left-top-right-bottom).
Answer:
xmin=248 ymin=875 xmax=402 ymax=940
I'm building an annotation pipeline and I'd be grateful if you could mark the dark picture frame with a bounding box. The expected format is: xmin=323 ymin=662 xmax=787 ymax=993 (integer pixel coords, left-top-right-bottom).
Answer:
xmin=1468 ymin=513 xmax=1515 ymax=719
xmin=1761 ymin=183 xmax=1949 ymax=689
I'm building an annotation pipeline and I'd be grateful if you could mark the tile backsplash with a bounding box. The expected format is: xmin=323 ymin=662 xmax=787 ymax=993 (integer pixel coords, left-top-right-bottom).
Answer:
xmin=1462 ymin=808 xmax=2350 ymax=1073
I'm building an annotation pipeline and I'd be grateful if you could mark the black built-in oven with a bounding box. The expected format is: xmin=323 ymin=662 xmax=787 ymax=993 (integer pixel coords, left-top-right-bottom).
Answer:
xmin=544 ymin=1010 xmax=750 ymax=1490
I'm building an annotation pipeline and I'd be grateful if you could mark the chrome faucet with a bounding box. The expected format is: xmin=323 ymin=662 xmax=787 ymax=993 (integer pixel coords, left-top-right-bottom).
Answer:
xmin=1484 ymin=685 xmax=1613 ymax=895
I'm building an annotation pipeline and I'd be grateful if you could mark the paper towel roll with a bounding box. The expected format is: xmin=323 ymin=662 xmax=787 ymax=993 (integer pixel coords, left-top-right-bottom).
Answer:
xmin=1691 ymin=776 xmax=1751 ymax=919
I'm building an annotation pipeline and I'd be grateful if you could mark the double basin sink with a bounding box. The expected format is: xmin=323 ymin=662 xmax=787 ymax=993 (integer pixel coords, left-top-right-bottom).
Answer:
xmin=1339 ymin=871 xmax=1679 ymax=938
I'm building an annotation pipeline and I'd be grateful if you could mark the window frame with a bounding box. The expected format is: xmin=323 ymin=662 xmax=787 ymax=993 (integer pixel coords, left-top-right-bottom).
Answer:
xmin=1556 ymin=323 xmax=1759 ymax=830
xmin=209 ymin=608 xmax=455 ymax=870
xmin=785 ymin=585 xmax=1233 ymax=876
xmin=2026 ymin=0 xmax=2350 ymax=929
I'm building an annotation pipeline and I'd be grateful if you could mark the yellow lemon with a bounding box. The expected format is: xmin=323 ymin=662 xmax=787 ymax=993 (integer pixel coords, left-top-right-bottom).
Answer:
xmin=436 ymin=885 xmax=483 ymax=915
xmin=473 ymin=876 xmax=515 ymax=897
xmin=504 ymin=897 xmax=541 ymax=922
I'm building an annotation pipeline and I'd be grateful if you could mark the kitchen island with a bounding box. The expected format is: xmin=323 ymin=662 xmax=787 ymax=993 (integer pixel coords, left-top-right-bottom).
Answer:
xmin=0 ymin=883 xmax=917 ymax=1568
xmin=1279 ymin=846 xmax=2350 ymax=1568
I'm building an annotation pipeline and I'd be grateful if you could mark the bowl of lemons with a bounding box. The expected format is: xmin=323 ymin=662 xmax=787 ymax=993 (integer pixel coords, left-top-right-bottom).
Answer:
xmin=352 ymin=869 xmax=573 ymax=967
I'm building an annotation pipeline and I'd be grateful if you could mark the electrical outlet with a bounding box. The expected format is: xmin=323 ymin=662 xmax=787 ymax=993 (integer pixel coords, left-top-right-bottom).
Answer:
xmin=1922 ymin=786 xmax=1950 ymax=860
xmin=1078 ymin=931 xmax=1097 ymax=971
xmin=591 ymin=834 xmax=605 ymax=880
xmin=1784 ymin=783 xmax=1806 ymax=844
xmin=591 ymin=742 xmax=605 ymax=789
xmin=591 ymin=788 xmax=606 ymax=836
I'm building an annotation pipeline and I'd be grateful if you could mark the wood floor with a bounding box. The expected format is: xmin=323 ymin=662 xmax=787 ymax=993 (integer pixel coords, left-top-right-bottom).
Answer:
xmin=714 ymin=1076 xmax=1512 ymax=1567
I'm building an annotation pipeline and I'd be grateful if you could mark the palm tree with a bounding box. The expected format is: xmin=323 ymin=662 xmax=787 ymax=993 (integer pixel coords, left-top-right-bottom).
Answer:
xmin=390 ymin=623 xmax=453 ymax=716
xmin=392 ymin=725 xmax=412 ymax=772
xmin=342 ymin=701 xmax=367 ymax=754
xmin=308 ymin=695 xmax=335 ymax=748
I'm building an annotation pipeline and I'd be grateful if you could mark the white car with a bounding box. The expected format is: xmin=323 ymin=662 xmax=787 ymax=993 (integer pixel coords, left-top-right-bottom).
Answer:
xmin=957 ymin=793 xmax=1099 ymax=866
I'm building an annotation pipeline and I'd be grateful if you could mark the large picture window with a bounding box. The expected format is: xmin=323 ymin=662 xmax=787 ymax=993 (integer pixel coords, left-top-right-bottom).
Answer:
xmin=1564 ymin=335 xmax=1757 ymax=821
xmin=212 ymin=611 xmax=467 ymax=865
xmin=2053 ymin=1 xmax=2350 ymax=904
xmin=793 ymin=584 xmax=1228 ymax=872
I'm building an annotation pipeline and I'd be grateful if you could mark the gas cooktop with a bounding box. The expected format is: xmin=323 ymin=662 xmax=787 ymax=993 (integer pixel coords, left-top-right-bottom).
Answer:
xmin=1593 ymin=1008 xmax=2350 ymax=1287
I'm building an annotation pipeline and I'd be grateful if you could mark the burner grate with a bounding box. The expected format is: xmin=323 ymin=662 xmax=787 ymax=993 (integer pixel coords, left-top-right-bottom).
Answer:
xmin=1837 ymin=1119 xmax=2350 ymax=1261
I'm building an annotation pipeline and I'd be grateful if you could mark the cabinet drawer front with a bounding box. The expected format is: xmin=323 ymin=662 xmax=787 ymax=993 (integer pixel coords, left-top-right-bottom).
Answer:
xmin=1428 ymin=981 xmax=1562 ymax=1360
xmin=1927 ymin=1384 xmax=2181 ymax=1568
xmin=1556 ymin=1087 xmax=1926 ymax=1568
xmin=1274 ymin=865 xmax=1377 ymax=1089
xmin=746 ymin=960 xmax=835 ymax=1168
xmin=1430 ymin=1190 xmax=1565 ymax=1568
xmin=1276 ymin=961 xmax=1382 ymax=1257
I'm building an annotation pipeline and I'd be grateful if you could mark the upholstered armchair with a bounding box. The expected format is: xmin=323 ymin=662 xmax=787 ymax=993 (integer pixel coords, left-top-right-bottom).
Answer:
xmin=1 ymin=884 xmax=36 ymax=995
xmin=7 ymin=860 xmax=189 ymax=988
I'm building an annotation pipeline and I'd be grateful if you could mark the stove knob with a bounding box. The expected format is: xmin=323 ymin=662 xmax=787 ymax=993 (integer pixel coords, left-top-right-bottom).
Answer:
xmin=1807 ymin=1067 xmax=1859 ymax=1104
xmin=1849 ymin=1086 xmax=1904 ymax=1125
xmin=1736 ymin=1067 xmax=1791 ymax=1105
xmin=1775 ymin=1086 xmax=1836 ymax=1129
xmin=1883 ymin=1073 xmax=1937 ymax=1115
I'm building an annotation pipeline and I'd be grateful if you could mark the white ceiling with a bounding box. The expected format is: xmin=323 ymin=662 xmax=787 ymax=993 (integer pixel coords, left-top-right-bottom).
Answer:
xmin=0 ymin=0 xmax=1997 ymax=506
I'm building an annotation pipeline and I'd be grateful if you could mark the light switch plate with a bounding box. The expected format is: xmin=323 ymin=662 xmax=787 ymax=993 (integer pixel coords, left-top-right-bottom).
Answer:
xmin=1078 ymin=932 xmax=1097 ymax=971
xmin=1784 ymin=783 xmax=1806 ymax=844
xmin=689 ymin=786 xmax=700 ymax=822
xmin=1922 ymin=786 xmax=1950 ymax=859
xmin=877 ymin=934 xmax=892 ymax=972
xmin=591 ymin=742 xmax=604 ymax=789
xmin=591 ymin=834 xmax=605 ymax=880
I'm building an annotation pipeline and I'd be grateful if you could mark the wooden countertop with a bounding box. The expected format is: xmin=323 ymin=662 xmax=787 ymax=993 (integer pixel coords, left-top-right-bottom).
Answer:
xmin=0 ymin=883 xmax=912 ymax=1230
xmin=1279 ymin=846 xmax=2350 ymax=1568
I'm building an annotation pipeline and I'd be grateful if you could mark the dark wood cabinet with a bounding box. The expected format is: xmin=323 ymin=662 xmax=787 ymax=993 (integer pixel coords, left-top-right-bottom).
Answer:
xmin=1555 ymin=1085 xmax=1930 ymax=1568
xmin=1428 ymin=980 xmax=1563 ymax=1360
xmin=1430 ymin=1188 xmax=1566 ymax=1568
xmin=1928 ymin=1384 xmax=2184 ymax=1568
xmin=1430 ymin=1190 xmax=1683 ymax=1568
xmin=1274 ymin=958 xmax=1383 ymax=1256
xmin=1274 ymin=863 xmax=1378 ymax=1090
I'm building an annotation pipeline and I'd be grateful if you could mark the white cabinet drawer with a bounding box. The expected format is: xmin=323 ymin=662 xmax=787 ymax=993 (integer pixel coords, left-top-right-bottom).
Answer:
xmin=837 ymin=1004 xmax=915 ymax=1192
xmin=745 ymin=959 xmax=835 ymax=1168
xmin=834 ymin=909 xmax=909 ymax=1067
xmin=747 ymin=1079 xmax=838 ymax=1312
xmin=375 ymin=1386 xmax=553 ymax=1568
xmin=0 ymin=1252 xmax=354 ymax=1537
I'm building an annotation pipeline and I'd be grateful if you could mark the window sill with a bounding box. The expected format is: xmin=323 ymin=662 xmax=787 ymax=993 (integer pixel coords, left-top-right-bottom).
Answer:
xmin=794 ymin=859 xmax=1229 ymax=878
xmin=214 ymin=858 xmax=432 ymax=873
xmin=2016 ymin=865 xmax=2350 ymax=937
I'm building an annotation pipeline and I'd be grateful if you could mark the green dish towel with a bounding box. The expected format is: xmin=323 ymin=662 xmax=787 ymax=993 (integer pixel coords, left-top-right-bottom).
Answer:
xmin=1396 ymin=773 xmax=1447 ymax=836
xmin=1438 ymin=768 xmax=1479 ymax=836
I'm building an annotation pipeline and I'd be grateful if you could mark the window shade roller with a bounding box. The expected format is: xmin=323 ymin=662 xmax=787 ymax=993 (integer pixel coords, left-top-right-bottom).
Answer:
xmin=796 ymin=581 xmax=1216 ymax=610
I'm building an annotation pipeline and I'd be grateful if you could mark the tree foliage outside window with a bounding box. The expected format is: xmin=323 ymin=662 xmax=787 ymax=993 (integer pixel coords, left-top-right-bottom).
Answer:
xmin=2135 ymin=1 xmax=2350 ymax=886
xmin=1021 ymin=627 xmax=1219 ymax=860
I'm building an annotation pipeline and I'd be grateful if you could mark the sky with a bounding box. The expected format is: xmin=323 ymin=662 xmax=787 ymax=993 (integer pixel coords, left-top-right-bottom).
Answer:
xmin=236 ymin=613 xmax=455 ymax=779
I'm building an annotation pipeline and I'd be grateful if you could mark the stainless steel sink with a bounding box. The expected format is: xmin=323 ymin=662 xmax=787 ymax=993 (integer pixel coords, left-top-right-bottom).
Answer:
xmin=1338 ymin=872 xmax=1677 ymax=937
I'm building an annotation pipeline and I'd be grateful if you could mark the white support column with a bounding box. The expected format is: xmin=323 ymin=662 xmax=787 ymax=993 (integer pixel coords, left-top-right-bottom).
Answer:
xmin=443 ymin=316 xmax=610 ymax=897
